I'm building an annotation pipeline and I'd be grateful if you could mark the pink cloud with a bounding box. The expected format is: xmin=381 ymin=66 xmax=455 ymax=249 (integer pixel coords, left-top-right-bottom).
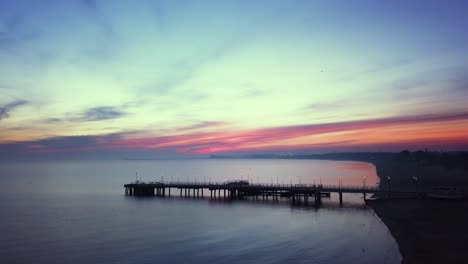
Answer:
xmin=3 ymin=111 xmax=468 ymax=157
xmin=101 ymin=111 xmax=468 ymax=154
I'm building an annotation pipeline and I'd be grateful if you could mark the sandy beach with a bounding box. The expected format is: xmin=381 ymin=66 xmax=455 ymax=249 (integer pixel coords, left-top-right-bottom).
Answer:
xmin=366 ymin=154 xmax=468 ymax=263
xmin=368 ymin=199 xmax=468 ymax=264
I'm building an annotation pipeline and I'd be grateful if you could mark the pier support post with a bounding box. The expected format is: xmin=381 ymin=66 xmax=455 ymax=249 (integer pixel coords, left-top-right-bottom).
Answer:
xmin=339 ymin=192 xmax=343 ymax=205
xmin=180 ymin=189 xmax=182 ymax=197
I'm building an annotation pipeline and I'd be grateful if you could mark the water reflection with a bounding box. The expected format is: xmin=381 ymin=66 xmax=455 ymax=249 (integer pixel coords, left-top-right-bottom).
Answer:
xmin=0 ymin=160 xmax=400 ymax=264
xmin=126 ymin=190 xmax=371 ymax=209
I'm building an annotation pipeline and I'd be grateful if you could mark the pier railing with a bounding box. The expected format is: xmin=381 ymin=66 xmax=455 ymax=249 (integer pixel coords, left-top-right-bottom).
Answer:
xmin=124 ymin=179 xmax=428 ymax=205
xmin=125 ymin=181 xmax=388 ymax=192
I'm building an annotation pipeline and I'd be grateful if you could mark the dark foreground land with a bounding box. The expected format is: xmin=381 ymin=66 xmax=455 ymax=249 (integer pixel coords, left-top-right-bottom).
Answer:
xmin=368 ymin=199 xmax=468 ymax=264
xmin=366 ymin=151 xmax=468 ymax=263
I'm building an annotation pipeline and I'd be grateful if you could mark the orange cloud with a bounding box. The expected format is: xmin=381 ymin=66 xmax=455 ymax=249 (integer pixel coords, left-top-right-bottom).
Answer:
xmin=2 ymin=111 xmax=468 ymax=158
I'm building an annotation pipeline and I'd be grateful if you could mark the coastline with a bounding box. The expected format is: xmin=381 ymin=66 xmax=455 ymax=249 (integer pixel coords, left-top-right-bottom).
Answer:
xmin=367 ymin=199 xmax=468 ymax=264
xmin=367 ymin=157 xmax=468 ymax=263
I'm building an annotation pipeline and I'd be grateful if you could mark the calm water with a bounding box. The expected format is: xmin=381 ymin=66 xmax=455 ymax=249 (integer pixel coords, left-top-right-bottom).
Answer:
xmin=0 ymin=159 xmax=401 ymax=264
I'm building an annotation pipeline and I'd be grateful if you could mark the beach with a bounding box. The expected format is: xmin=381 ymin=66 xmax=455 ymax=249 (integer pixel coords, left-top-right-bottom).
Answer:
xmin=368 ymin=199 xmax=468 ymax=264
xmin=367 ymin=154 xmax=468 ymax=263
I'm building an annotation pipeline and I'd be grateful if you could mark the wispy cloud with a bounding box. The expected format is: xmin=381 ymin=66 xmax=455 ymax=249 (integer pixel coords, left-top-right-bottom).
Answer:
xmin=449 ymin=68 xmax=468 ymax=92
xmin=0 ymin=133 xmax=129 ymax=161
xmin=0 ymin=100 xmax=28 ymax=120
xmin=392 ymin=78 xmax=429 ymax=91
xmin=304 ymin=101 xmax=344 ymax=111
xmin=147 ymin=70 xmax=193 ymax=95
xmin=43 ymin=105 xmax=130 ymax=124
xmin=0 ymin=12 xmax=45 ymax=54
xmin=176 ymin=121 xmax=226 ymax=132
xmin=72 ymin=106 xmax=126 ymax=122
xmin=115 ymin=111 xmax=468 ymax=153
xmin=2 ymin=109 xmax=468 ymax=160
xmin=392 ymin=65 xmax=468 ymax=92
xmin=244 ymin=88 xmax=264 ymax=97
xmin=44 ymin=118 xmax=62 ymax=123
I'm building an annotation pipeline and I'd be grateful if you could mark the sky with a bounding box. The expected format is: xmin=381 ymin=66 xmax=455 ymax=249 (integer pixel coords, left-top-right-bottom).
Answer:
xmin=1 ymin=0 xmax=468 ymax=160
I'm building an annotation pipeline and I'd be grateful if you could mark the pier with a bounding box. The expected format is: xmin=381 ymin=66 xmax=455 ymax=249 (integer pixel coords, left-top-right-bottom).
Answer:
xmin=124 ymin=180 xmax=422 ymax=205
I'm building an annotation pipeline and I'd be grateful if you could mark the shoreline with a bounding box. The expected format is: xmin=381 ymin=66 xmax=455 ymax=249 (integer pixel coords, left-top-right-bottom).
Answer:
xmin=367 ymin=199 xmax=468 ymax=264
xmin=364 ymin=154 xmax=468 ymax=263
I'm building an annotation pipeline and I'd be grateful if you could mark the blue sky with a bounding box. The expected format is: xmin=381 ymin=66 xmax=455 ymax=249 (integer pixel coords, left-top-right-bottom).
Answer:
xmin=1 ymin=0 xmax=468 ymax=159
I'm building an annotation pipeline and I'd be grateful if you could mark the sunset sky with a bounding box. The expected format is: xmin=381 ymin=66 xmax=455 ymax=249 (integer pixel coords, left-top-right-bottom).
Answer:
xmin=1 ymin=0 xmax=468 ymax=160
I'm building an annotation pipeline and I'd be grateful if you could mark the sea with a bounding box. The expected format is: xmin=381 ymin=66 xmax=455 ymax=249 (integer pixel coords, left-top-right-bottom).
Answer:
xmin=0 ymin=159 xmax=402 ymax=264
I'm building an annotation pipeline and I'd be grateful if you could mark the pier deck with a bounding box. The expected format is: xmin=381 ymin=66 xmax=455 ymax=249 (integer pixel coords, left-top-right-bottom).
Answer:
xmin=124 ymin=180 xmax=421 ymax=205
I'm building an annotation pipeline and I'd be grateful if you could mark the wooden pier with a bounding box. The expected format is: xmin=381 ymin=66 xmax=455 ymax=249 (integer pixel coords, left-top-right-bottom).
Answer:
xmin=124 ymin=180 xmax=421 ymax=205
